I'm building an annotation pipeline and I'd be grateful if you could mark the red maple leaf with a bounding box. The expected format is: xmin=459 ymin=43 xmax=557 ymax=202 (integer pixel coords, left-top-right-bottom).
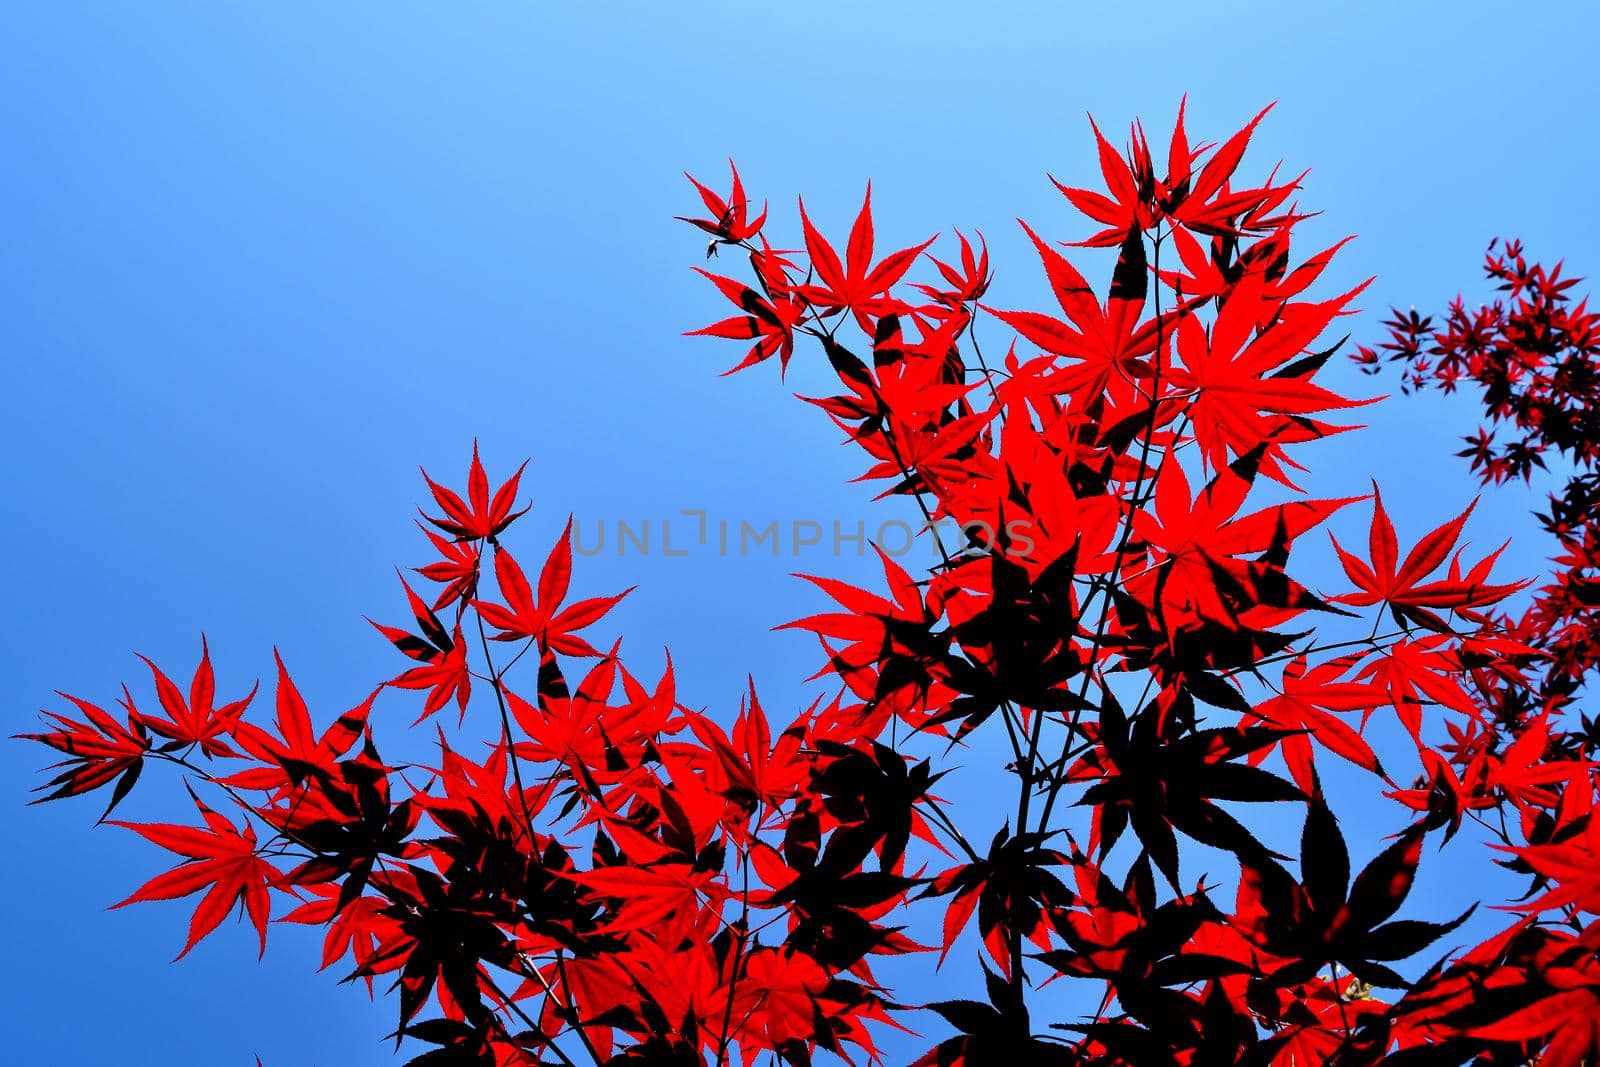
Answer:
xmin=1170 ymin=270 xmax=1372 ymax=478
xmin=1247 ymin=653 xmax=1388 ymax=794
xmin=474 ymin=519 xmax=632 ymax=656
xmin=688 ymin=240 xmax=808 ymax=375
xmin=419 ymin=442 xmax=528 ymax=543
xmin=109 ymin=787 xmax=280 ymax=959
xmin=371 ymin=576 xmax=472 ymax=722
xmin=412 ymin=524 xmax=482 ymax=611
xmin=677 ymin=160 xmax=768 ymax=253
xmin=18 ymin=688 xmax=151 ymax=816
xmin=988 ymin=220 xmax=1189 ymax=417
xmin=1332 ymin=487 xmax=1529 ymax=629
xmin=135 ymin=637 xmax=256 ymax=759
xmin=226 ymin=653 xmax=375 ymax=790
xmin=797 ymin=184 xmax=935 ymax=334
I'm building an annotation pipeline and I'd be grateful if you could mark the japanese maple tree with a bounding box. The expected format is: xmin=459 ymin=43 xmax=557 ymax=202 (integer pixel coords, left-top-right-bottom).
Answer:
xmin=21 ymin=102 xmax=1600 ymax=1066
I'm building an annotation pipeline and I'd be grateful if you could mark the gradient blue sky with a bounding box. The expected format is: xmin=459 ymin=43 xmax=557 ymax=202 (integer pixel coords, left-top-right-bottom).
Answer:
xmin=4 ymin=2 xmax=1598 ymax=1063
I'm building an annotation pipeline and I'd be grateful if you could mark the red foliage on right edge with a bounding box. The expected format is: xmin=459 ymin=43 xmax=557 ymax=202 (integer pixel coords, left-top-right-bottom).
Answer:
xmin=20 ymin=104 xmax=1600 ymax=1065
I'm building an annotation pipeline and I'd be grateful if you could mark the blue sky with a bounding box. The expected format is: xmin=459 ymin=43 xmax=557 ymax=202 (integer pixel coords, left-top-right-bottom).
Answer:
xmin=4 ymin=2 xmax=1598 ymax=1063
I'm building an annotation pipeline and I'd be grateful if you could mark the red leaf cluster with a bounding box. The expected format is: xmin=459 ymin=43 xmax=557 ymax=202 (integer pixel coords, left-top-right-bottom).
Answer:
xmin=20 ymin=105 xmax=1600 ymax=1066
